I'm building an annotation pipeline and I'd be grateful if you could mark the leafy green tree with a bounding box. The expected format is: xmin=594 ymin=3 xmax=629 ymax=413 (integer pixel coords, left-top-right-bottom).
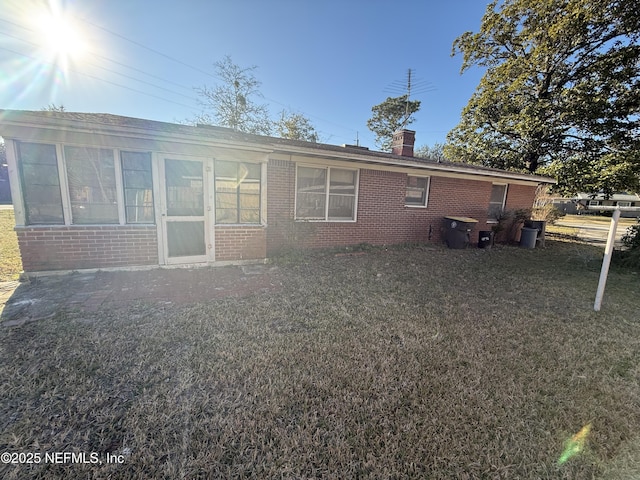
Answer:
xmin=194 ymin=55 xmax=272 ymax=135
xmin=367 ymin=95 xmax=420 ymax=152
xmin=276 ymin=111 xmax=319 ymax=142
xmin=447 ymin=0 xmax=640 ymax=196
xmin=414 ymin=143 xmax=448 ymax=162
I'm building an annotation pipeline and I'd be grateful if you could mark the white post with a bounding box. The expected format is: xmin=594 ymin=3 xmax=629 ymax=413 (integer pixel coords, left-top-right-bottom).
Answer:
xmin=594 ymin=208 xmax=621 ymax=311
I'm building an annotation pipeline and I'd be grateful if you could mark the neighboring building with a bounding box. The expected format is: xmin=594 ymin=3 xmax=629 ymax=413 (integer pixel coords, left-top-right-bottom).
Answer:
xmin=0 ymin=110 xmax=554 ymax=273
xmin=553 ymin=193 xmax=640 ymax=218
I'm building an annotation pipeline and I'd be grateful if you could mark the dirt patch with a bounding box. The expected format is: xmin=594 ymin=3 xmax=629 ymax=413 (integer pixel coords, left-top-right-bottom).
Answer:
xmin=1 ymin=264 xmax=282 ymax=327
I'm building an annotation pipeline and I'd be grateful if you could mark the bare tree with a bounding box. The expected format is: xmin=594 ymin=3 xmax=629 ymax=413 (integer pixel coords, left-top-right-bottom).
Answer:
xmin=194 ymin=55 xmax=272 ymax=135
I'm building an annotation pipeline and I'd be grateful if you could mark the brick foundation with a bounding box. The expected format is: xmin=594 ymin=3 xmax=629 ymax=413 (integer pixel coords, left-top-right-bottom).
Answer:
xmin=16 ymin=225 xmax=158 ymax=272
xmin=215 ymin=226 xmax=267 ymax=261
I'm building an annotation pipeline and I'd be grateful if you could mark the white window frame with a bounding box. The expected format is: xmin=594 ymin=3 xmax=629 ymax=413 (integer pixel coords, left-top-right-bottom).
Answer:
xmin=294 ymin=164 xmax=359 ymax=222
xmin=16 ymin=141 xmax=162 ymax=226
xmin=405 ymin=175 xmax=430 ymax=208
xmin=617 ymin=201 xmax=631 ymax=208
xmin=120 ymin=150 xmax=155 ymax=224
xmin=213 ymin=160 xmax=262 ymax=225
xmin=588 ymin=200 xmax=601 ymax=207
xmin=488 ymin=183 xmax=508 ymax=221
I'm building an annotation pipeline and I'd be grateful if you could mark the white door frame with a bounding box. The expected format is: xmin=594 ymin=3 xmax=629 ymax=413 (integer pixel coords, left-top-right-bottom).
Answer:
xmin=157 ymin=155 xmax=215 ymax=265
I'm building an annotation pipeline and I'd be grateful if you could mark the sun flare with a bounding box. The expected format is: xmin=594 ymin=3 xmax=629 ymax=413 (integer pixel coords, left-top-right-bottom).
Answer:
xmin=33 ymin=5 xmax=88 ymax=63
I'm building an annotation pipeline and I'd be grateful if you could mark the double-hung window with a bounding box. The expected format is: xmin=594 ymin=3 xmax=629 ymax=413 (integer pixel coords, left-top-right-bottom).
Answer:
xmin=121 ymin=151 xmax=154 ymax=223
xmin=405 ymin=175 xmax=430 ymax=207
xmin=215 ymin=161 xmax=261 ymax=224
xmin=488 ymin=184 xmax=508 ymax=220
xmin=17 ymin=142 xmax=64 ymax=225
xmin=296 ymin=166 xmax=358 ymax=221
xmin=64 ymin=146 xmax=118 ymax=224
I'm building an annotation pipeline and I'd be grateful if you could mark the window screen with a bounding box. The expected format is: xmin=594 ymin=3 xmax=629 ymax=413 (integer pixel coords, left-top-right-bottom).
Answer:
xmin=65 ymin=146 xmax=118 ymax=224
xmin=18 ymin=142 xmax=64 ymax=224
xmin=121 ymin=151 xmax=154 ymax=223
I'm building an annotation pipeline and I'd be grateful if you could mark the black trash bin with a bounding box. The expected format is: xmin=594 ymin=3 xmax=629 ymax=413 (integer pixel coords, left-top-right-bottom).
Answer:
xmin=478 ymin=230 xmax=494 ymax=249
xmin=443 ymin=216 xmax=478 ymax=249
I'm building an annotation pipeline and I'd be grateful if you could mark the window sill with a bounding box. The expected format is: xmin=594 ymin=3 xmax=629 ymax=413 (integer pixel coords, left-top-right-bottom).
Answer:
xmin=214 ymin=223 xmax=265 ymax=228
xmin=295 ymin=219 xmax=357 ymax=223
xmin=486 ymin=220 xmax=499 ymax=224
xmin=405 ymin=204 xmax=428 ymax=209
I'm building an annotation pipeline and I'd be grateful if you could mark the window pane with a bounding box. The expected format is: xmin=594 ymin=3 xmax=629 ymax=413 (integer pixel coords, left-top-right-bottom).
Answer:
xmin=490 ymin=184 xmax=507 ymax=204
xmin=123 ymin=169 xmax=152 ymax=189
xmin=328 ymin=195 xmax=355 ymax=220
xmin=19 ymin=143 xmax=58 ymax=166
xmin=65 ymin=146 xmax=118 ymax=224
xmin=216 ymin=160 xmax=238 ymax=179
xmin=214 ymin=161 xmax=261 ymax=224
xmin=215 ymin=209 xmax=238 ymax=224
xmin=240 ymin=209 xmax=260 ymax=223
xmin=240 ymin=194 xmax=260 ymax=209
xmin=297 ymin=167 xmax=326 ymax=193
xmin=296 ymin=193 xmax=326 ymax=219
xmin=121 ymin=151 xmax=154 ymax=224
xmin=406 ymin=176 xmax=428 ymax=205
xmin=125 ymin=206 xmax=154 ymax=223
xmin=121 ymin=151 xmax=151 ymax=170
xmin=166 ymin=221 xmax=205 ymax=257
xmin=488 ymin=184 xmax=507 ymax=219
xmin=296 ymin=167 xmax=326 ymax=219
xmin=329 ymin=169 xmax=356 ymax=194
xmin=244 ymin=163 xmax=261 ymax=180
xmin=165 ymin=159 xmax=203 ymax=216
xmin=239 ymin=181 xmax=260 ymax=194
xmin=18 ymin=143 xmax=64 ymax=224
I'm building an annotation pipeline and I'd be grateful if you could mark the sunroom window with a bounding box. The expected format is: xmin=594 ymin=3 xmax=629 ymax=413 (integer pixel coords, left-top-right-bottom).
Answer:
xmin=296 ymin=166 xmax=357 ymax=221
xmin=215 ymin=161 xmax=261 ymax=224
xmin=121 ymin=151 xmax=154 ymax=223
xmin=65 ymin=146 xmax=118 ymax=224
xmin=17 ymin=142 xmax=64 ymax=225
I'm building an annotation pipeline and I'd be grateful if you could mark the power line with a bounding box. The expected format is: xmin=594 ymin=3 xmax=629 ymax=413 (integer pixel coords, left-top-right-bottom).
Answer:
xmin=0 ymin=14 xmax=361 ymax=141
xmin=74 ymin=16 xmax=360 ymax=136
xmin=0 ymin=46 xmax=199 ymax=110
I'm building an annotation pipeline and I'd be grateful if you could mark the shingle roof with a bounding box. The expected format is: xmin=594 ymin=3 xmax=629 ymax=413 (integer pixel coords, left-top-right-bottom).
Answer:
xmin=0 ymin=109 xmax=555 ymax=184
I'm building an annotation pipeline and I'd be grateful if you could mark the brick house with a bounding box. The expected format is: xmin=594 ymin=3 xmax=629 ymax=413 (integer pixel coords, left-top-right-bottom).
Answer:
xmin=0 ymin=110 xmax=554 ymax=273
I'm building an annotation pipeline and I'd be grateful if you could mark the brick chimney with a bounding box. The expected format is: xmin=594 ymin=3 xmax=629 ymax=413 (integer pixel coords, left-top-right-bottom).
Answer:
xmin=391 ymin=129 xmax=415 ymax=157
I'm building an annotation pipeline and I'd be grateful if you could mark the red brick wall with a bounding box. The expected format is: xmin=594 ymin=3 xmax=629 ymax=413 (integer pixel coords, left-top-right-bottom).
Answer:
xmin=16 ymin=225 xmax=158 ymax=272
xmin=505 ymin=183 xmax=537 ymax=211
xmin=215 ymin=226 xmax=267 ymax=261
xmin=266 ymin=159 xmax=539 ymax=253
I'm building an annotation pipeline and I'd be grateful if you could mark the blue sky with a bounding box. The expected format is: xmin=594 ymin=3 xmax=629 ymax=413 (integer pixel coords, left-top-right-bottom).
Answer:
xmin=0 ymin=0 xmax=490 ymax=150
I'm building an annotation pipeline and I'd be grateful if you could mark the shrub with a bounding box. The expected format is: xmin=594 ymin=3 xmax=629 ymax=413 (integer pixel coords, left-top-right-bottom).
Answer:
xmin=613 ymin=219 xmax=640 ymax=269
xmin=621 ymin=221 xmax=640 ymax=250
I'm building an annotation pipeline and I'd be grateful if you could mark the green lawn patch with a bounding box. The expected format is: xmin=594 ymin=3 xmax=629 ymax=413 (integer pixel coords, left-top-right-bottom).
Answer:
xmin=1 ymin=242 xmax=639 ymax=478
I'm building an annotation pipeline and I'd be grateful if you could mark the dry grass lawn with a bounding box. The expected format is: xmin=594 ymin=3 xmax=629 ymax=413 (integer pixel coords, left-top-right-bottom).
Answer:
xmin=1 ymin=242 xmax=639 ymax=479
xmin=0 ymin=209 xmax=21 ymax=281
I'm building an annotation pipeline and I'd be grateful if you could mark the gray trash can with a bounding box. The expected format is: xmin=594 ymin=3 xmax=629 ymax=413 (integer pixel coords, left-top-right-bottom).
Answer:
xmin=520 ymin=227 xmax=538 ymax=248
xmin=524 ymin=220 xmax=546 ymax=247
xmin=443 ymin=216 xmax=478 ymax=249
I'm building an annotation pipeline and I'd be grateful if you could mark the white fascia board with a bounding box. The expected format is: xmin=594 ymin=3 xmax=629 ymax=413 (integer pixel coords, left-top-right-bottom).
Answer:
xmin=0 ymin=119 xmax=274 ymax=159
xmin=270 ymin=149 xmax=556 ymax=186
